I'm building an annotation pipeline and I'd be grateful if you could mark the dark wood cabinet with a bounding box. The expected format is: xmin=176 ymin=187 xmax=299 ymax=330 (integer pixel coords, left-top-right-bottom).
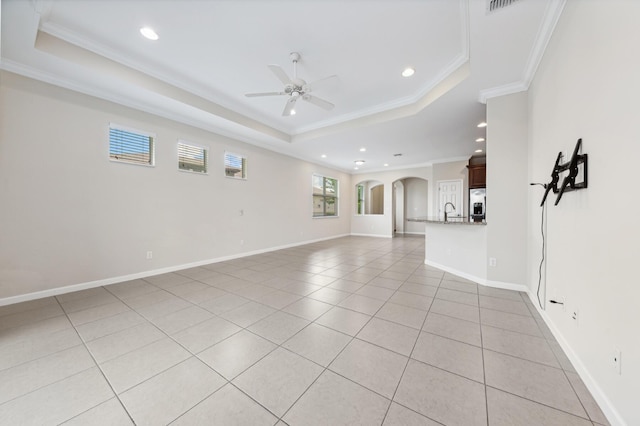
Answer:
xmin=468 ymin=164 xmax=486 ymax=188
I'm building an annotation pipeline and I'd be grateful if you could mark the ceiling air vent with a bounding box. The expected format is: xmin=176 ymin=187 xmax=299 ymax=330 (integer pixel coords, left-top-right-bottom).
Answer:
xmin=487 ymin=0 xmax=521 ymax=13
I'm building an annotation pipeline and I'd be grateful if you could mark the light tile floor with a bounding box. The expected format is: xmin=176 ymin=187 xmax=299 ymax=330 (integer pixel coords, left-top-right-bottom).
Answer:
xmin=0 ymin=236 xmax=610 ymax=425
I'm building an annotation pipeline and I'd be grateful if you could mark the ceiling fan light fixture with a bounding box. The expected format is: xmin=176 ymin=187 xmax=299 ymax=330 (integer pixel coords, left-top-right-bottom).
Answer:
xmin=139 ymin=27 xmax=159 ymax=41
xmin=402 ymin=67 xmax=415 ymax=77
xmin=246 ymin=52 xmax=336 ymax=117
xmin=354 ymin=160 xmax=365 ymax=166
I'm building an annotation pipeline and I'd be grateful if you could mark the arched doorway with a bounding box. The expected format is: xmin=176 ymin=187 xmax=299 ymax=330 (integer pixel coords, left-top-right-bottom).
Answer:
xmin=392 ymin=177 xmax=428 ymax=236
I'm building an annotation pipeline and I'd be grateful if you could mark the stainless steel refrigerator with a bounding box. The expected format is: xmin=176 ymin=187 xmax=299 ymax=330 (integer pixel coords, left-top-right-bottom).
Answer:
xmin=469 ymin=188 xmax=486 ymax=222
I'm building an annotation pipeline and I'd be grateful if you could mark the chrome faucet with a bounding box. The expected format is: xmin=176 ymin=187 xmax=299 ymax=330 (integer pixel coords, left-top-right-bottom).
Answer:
xmin=443 ymin=202 xmax=456 ymax=222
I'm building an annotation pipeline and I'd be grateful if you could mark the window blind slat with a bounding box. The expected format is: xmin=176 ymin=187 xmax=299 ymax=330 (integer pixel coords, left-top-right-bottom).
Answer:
xmin=178 ymin=142 xmax=208 ymax=173
xmin=225 ymin=152 xmax=246 ymax=179
xmin=109 ymin=127 xmax=153 ymax=165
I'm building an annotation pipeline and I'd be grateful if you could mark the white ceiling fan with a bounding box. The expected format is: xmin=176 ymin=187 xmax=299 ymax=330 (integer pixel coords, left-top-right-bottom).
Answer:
xmin=245 ymin=52 xmax=337 ymax=116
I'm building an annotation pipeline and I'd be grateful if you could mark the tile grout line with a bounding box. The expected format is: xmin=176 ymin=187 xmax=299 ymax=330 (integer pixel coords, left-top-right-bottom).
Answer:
xmin=276 ymin=251 xmax=426 ymax=424
xmin=0 ymin=352 xmax=95 ymax=408
xmin=235 ymin=244 xmax=410 ymax=423
xmin=0 ymin=319 xmax=80 ymax=373
xmin=11 ymin=237 xmax=571 ymax=424
xmin=379 ymin=259 xmax=441 ymax=425
xmin=99 ymin=282 xmax=293 ymax=424
xmin=51 ymin=294 xmax=137 ymax=425
xmin=478 ymin=296 xmax=490 ymax=426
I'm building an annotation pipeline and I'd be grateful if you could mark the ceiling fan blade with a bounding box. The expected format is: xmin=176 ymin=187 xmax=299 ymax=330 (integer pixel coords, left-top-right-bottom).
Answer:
xmin=302 ymin=94 xmax=334 ymax=111
xmin=245 ymin=92 xmax=286 ymax=97
xmin=268 ymin=64 xmax=291 ymax=85
xmin=282 ymin=97 xmax=298 ymax=116
xmin=305 ymin=75 xmax=338 ymax=91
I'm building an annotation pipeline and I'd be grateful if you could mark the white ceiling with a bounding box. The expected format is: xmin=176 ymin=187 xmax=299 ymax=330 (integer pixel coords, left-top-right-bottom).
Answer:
xmin=0 ymin=0 xmax=564 ymax=173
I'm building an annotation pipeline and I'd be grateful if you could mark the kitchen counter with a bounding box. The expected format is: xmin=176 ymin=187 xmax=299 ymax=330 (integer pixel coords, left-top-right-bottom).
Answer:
xmin=412 ymin=218 xmax=488 ymax=284
xmin=408 ymin=216 xmax=487 ymax=226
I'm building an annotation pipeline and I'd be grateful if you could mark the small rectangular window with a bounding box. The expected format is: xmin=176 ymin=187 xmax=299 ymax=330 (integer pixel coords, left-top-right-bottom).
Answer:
xmin=109 ymin=124 xmax=154 ymax=166
xmin=225 ymin=152 xmax=247 ymax=179
xmin=313 ymin=174 xmax=339 ymax=217
xmin=356 ymin=184 xmax=364 ymax=215
xmin=178 ymin=141 xmax=208 ymax=174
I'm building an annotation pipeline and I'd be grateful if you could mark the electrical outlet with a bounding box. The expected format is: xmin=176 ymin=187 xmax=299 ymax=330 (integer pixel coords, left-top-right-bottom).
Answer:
xmin=146 ymin=251 xmax=153 ymax=260
xmin=489 ymin=257 xmax=497 ymax=267
xmin=613 ymin=349 xmax=622 ymax=374
xmin=571 ymin=309 xmax=579 ymax=325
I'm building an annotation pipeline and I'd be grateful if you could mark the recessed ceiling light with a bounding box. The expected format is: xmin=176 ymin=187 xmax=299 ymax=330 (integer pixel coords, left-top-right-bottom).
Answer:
xmin=321 ymin=154 xmax=327 ymax=158
xmin=290 ymin=110 xmax=296 ymax=115
xmin=477 ymin=122 xmax=487 ymax=128
xmin=360 ymin=147 xmax=366 ymax=152
xmin=475 ymin=149 xmax=483 ymax=153
xmin=355 ymin=160 xmax=365 ymax=166
xmin=140 ymin=27 xmax=159 ymax=41
xmin=402 ymin=67 xmax=415 ymax=77
xmin=354 ymin=167 xmax=359 ymax=170
xmin=476 ymin=138 xmax=485 ymax=142
xmin=384 ymin=163 xmax=389 ymax=167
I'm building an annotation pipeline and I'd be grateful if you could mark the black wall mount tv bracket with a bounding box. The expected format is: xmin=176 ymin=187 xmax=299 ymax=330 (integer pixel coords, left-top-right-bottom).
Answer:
xmin=539 ymin=138 xmax=588 ymax=206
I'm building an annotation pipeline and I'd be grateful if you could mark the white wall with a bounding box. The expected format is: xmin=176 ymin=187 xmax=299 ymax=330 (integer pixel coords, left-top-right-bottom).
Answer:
xmin=403 ymin=178 xmax=429 ymax=234
xmin=394 ymin=180 xmax=405 ymax=234
xmin=424 ymin=223 xmax=487 ymax=281
xmin=527 ymin=1 xmax=640 ymax=424
xmin=350 ymin=167 xmax=433 ymax=237
xmin=0 ymin=72 xmax=351 ymax=301
xmin=486 ymin=92 xmax=528 ymax=286
xmin=431 ymin=160 xmax=469 ymax=217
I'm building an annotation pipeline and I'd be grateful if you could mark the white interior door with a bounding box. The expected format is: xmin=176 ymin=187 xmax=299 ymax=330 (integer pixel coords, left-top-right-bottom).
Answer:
xmin=438 ymin=180 xmax=462 ymax=219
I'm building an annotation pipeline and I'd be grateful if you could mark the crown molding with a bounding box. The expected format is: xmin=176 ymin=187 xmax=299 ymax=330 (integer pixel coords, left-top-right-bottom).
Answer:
xmin=522 ymin=0 xmax=567 ymax=87
xmin=478 ymin=81 xmax=528 ymax=104
xmin=293 ymin=54 xmax=469 ymax=136
xmin=0 ymin=60 xmax=290 ymax=148
xmin=478 ymin=0 xmax=567 ymax=104
xmin=293 ymin=0 xmax=471 ymax=137
xmin=37 ymin=1 xmax=471 ymax=144
xmin=39 ymin=20 xmax=283 ymax=132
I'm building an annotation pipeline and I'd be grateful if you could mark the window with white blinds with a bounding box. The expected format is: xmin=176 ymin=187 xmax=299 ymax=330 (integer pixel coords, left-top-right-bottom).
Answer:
xmin=225 ymin=152 xmax=247 ymax=179
xmin=109 ymin=124 xmax=155 ymax=166
xmin=178 ymin=141 xmax=208 ymax=174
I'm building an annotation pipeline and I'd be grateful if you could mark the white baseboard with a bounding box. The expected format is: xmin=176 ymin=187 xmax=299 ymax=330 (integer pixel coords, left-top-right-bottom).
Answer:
xmin=483 ymin=278 xmax=529 ymax=293
xmin=402 ymin=231 xmax=425 ymax=235
xmin=425 ymin=259 xmax=528 ymax=292
xmin=427 ymin=259 xmax=622 ymax=424
xmin=525 ymin=292 xmax=625 ymax=426
xmin=349 ymin=233 xmax=392 ymax=238
xmin=1 ymin=233 xmax=623 ymax=425
xmin=0 ymin=233 xmax=350 ymax=307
